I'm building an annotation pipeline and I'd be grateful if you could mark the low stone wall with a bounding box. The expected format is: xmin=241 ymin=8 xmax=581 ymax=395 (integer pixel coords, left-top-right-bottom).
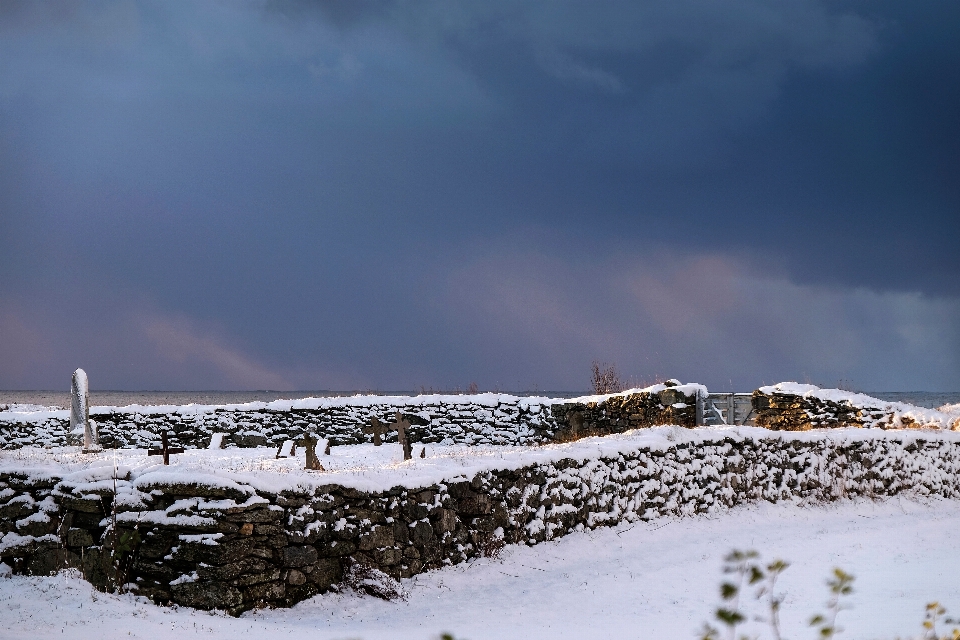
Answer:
xmin=0 ymin=384 xmax=705 ymax=451
xmin=3 ymin=428 xmax=959 ymax=614
xmin=552 ymin=386 xmax=699 ymax=438
xmin=752 ymin=384 xmax=959 ymax=431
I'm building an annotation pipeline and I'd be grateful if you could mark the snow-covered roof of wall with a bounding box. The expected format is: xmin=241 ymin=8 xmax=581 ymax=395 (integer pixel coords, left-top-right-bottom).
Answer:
xmin=3 ymin=426 xmax=959 ymax=496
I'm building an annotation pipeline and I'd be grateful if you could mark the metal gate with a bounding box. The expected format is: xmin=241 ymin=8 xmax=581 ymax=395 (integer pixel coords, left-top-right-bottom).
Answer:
xmin=695 ymin=393 xmax=755 ymax=426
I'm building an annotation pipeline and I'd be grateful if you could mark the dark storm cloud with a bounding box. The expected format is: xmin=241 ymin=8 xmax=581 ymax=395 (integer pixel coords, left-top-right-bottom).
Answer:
xmin=1 ymin=1 xmax=957 ymax=392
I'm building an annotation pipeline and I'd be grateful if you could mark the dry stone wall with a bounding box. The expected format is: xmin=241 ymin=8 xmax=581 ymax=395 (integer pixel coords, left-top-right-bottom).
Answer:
xmin=3 ymin=429 xmax=960 ymax=614
xmin=0 ymin=385 xmax=706 ymax=451
xmin=752 ymin=384 xmax=960 ymax=431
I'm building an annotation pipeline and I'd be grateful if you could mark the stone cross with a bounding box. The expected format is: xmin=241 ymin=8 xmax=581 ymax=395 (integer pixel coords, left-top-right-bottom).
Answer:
xmin=300 ymin=433 xmax=324 ymax=471
xmin=363 ymin=416 xmax=389 ymax=446
xmin=148 ymin=431 xmax=184 ymax=465
xmin=71 ymin=368 xmax=99 ymax=452
xmin=389 ymin=411 xmax=413 ymax=460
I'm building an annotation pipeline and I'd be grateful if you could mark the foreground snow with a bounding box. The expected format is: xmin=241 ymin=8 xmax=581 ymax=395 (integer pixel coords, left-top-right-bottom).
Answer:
xmin=1 ymin=497 xmax=958 ymax=640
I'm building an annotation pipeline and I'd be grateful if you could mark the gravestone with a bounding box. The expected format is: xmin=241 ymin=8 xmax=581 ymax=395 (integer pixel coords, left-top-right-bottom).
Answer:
xmin=300 ymin=434 xmax=324 ymax=471
xmin=71 ymin=368 xmax=99 ymax=452
xmin=276 ymin=440 xmax=297 ymax=458
xmin=148 ymin=431 xmax=184 ymax=465
xmin=208 ymin=433 xmax=225 ymax=449
xmin=363 ymin=416 xmax=388 ymax=446
xmin=389 ymin=412 xmax=413 ymax=460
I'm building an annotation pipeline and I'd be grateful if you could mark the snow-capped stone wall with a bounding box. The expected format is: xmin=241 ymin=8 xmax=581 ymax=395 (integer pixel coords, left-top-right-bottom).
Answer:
xmin=0 ymin=384 xmax=706 ymax=451
xmin=2 ymin=427 xmax=959 ymax=614
xmin=752 ymin=383 xmax=960 ymax=431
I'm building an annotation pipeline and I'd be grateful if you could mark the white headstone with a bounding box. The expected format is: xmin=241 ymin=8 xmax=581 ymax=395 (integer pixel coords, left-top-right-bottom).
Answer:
xmin=277 ymin=439 xmax=296 ymax=458
xmin=70 ymin=368 xmax=98 ymax=451
xmin=208 ymin=433 xmax=225 ymax=449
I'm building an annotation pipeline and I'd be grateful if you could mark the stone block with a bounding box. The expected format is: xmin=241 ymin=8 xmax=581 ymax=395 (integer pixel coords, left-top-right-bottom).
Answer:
xmin=284 ymin=582 xmax=319 ymax=604
xmin=17 ymin=516 xmax=55 ymax=537
xmin=138 ymin=531 xmax=178 ymax=559
xmin=411 ymin=520 xmax=435 ymax=546
xmin=138 ymin=480 xmax=249 ymax=502
xmin=458 ymin=493 xmax=492 ymax=515
xmin=170 ymin=581 xmax=243 ymax=611
xmin=244 ymin=580 xmax=285 ymax=602
xmin=253 ymin=524 xmax=283 ymax=536
xmin=175 ymin=537 xmax=257 ymax=565
xmin=358 ymin=524 xmax=394 ymax=551
xmin=69 ymin=511 xmax=103 ymax=530
xmin=82 ymin=547 xmax=114 ymax=589
xmin=232 ymin=568 xmax=281 ymax=587
xmin=282 ymin=545 xmax=318 ymax=567
xmin=60 ymin=496 xmax=105 ymax=514
xmin=286 ymin=569 xmax=306 ymax=585
xmin=199 ymin=558 xmax=269 ymax=581
xmin=26 ymin=545 xmax=61 ymax=576
xmin=307 ymin=557 xmax=342 ymax=589
xmin=322 ymin=539 xmax=356 ymax=556
xmin=375 ymin=547 xmax=402 ymax=566
xmin=0 ymin=501 xmax=33 ymax=520
xmin=225 ymin=508 xmax=280 ymax=524
xmin=393 ymin=521 xmax=410 ymax=545
xmin=66 ymin=528 xmax=95 ymax=547
xmin=132 ymin=559 xmax=178 ymax=584
xmin=434 ymin=509 xmax=457 ymax=534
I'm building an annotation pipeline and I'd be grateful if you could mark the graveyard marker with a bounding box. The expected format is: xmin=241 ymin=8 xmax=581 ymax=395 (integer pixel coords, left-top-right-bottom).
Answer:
xmin=363 ymin=416 xmax=388 ymax=445
xmin=300 ymin=433 xmax=324 ymax=471
xmin=147 ymin=432 xmax=184 ymax=465
xmin=389 ymin=412 xmax=413 ymax=460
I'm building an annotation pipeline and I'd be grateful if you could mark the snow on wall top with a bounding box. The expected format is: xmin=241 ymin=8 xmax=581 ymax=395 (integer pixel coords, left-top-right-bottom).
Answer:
xmin=3 ymin=426 xmax=960 ymax=496
xmin=757 ymin=382 xmax=958 ymax=430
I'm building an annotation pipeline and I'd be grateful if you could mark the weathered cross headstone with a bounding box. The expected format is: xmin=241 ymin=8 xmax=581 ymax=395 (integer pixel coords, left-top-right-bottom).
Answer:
xmin=363 ymin=416 xmax=389 ymax=446
xmin=148 ymin=431 xmax=184 ymax=465
xmin=71 ymin=368 xmax=99 ymax=452
xmin=300 ymin=433 xmax=324 ymax=471
xmin=389 ymin=411 xmax=413 ymax=460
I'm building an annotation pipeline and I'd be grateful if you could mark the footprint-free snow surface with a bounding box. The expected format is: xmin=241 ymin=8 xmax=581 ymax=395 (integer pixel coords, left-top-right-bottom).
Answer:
xmin=1 ymin=497 xmax=958 ymax=640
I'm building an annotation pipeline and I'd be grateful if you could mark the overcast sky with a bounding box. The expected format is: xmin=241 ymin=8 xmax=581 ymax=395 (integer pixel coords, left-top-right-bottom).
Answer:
xmin=1 ymin=0 xmax=958 ymax=393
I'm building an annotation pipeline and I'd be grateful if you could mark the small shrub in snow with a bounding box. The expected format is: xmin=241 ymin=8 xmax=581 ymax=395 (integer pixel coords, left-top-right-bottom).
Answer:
xmin=701 ymin=550 xmax=960 ymax=640
xmin=475 ymin=529 xmax=505 ymax=559
xmin=590 ymin=361 xmax=625 ymax=395
xmin=342 ymin=561 xmax=405 ymax=601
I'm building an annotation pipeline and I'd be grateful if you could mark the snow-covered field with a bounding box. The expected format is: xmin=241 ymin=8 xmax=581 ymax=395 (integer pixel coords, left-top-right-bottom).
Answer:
xmin=1 ymin=496 xmax=958 ymax=640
